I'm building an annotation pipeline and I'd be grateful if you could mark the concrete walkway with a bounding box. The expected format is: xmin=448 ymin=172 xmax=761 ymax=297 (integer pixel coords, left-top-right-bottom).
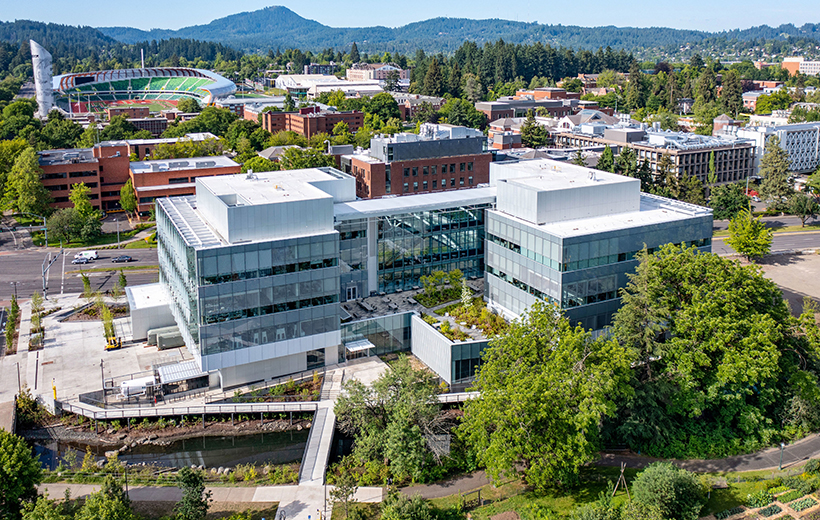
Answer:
xmin=40 ymin=482 xmax=383 ymax=516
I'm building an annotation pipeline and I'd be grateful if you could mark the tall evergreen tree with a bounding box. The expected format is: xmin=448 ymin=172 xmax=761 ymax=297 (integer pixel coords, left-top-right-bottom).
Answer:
xmin=721 ymin=70 xmax=743 ymax=117
xmin=424 ymin=59 xmax=444 ymax=97
xmin=759 ymin=135 xmax=793 ymax=204
xmin=349 ymin=42 xmax=360 ymax=63
xmin=596 ymin=145 xmax=615 ymax=172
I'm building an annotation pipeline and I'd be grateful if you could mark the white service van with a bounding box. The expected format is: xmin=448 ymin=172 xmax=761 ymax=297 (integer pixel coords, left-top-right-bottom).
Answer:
xmin=73 ymin=250 xmax=98 ymax=260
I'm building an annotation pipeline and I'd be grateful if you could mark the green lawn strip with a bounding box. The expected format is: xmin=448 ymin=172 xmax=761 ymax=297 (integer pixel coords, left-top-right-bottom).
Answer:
xmin=67 ymin=264 xmax=158 ymax=274
xmin=714 ymin=222 xmax=820 ymax=238
xmin=425 ymin=465 xmax=795 ymax=519
xmin=429 ymin=466 xmax=636 ymax=519
xmin=124 ymin=241 xmax=157 ymax=249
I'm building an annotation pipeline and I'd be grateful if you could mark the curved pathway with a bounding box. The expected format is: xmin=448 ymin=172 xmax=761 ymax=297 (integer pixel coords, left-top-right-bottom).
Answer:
xmin=402 ymin=434 xmax=820 ymax=500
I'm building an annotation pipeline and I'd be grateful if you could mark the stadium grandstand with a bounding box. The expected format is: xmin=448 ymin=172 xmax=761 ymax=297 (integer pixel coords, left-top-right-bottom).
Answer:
xmin=51 ymin=67 xmax=236 ymax=112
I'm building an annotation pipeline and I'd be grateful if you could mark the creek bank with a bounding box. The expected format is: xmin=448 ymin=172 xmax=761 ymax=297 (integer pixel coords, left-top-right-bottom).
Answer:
xmin=20 ymin=417 xmax=312 ymax=450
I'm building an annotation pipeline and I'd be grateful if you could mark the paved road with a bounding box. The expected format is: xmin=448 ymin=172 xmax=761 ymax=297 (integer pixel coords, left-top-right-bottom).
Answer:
xmin=0 ymin=248 xmax=158 ymax=302
xmin=713 ymin=215 xmax=820 ymax=232
xmin=713 ymin=230 xmax=820 ymax=256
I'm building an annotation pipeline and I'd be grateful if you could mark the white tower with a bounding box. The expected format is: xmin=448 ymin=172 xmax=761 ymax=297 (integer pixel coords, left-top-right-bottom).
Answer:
xmin=30 ymin=40 xmax=54 ymax=119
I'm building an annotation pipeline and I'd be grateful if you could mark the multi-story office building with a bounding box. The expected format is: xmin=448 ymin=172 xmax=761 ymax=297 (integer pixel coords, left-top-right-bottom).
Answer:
xmin=258 ymin=106 xmax=364 ymax=139
xmin=130 ymin=156 xmax=241 ymax=213
xmin=782 ymin=57 xmax=820 ymax=77
xmin=335 ymin=188 xmax=495 ymax=299
xmin=143 ymin=158 xmax=712 ymax=387
xmin=555 ymin=125 xmax=756 ymax=185
xmin=37 ymin=133 xmax=229 ymax=212
xmin=128 ymin=117 xmax=168 ymax=137
xmin=485 ymin=159 xmax=713 ymax=332
xmin=156 ymin=168 xmax=354 ymax=387
xmin=733 ymin=123 xmax=820 ymax=174
xmin=339 ymin=123 xmax=492 ymax=199
xmin=346 ymin=63 xmax=410 ymax=82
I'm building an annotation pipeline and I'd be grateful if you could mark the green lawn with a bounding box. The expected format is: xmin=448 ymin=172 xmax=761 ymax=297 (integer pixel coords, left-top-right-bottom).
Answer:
xmin=424 ymin=465 xmax=802 ymax=520
xmin=713 ymin=222 xmax=820 ymax=238
xmin=67 ymin=264 xmax=158 ymax=274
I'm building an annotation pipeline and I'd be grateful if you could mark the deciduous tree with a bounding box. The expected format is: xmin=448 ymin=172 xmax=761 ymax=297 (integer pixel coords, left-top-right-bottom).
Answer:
xmin=709 ymin=181 xmax=748 ymax=220
xmin=727 ymin=208 xmax=773 ymax=260
xmin=119 ymin=179 xmax=137 ymax=215
xmin=460 ymin=302 xmax=632 ymax=489
xmin=789 ymin=191 xmax=820 ymax=226
xmin=0 ymin=430 xmax=44 ymax=520
xmin=334 ymin=356 xmax=444 ymax=480
xmin=3 ymin=147 xmax=51 ymax=216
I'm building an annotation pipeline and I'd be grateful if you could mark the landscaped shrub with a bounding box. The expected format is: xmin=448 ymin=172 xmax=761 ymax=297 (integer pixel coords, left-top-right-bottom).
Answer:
xmin=758 ymin=504 xmax=782 ymax=517
xmin=778 ymin=490 xmax=805 ymax=503
xmin=768 ymin=485 xmax=791 ymax=494
xmin=747 ymin=490 xmax=774 ymax=508
xmin=806 ymin=459 xmax=820 ymax=474
xmin=789 ymin=497 xmax=817 ymax=512
xmin=784 ymin=475 xmax=816 ymax=495
xmin=714 ymin=506 xmax=745 ymax=519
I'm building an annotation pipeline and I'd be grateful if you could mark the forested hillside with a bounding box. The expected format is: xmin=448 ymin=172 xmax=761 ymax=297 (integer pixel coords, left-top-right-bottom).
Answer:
xmin=96 ymin=5 xmax=820 ymax=58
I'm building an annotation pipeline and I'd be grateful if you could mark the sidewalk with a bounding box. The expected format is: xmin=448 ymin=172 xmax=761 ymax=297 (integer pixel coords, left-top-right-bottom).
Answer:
xmin=40 ymin=482 xmax=383 ymax=513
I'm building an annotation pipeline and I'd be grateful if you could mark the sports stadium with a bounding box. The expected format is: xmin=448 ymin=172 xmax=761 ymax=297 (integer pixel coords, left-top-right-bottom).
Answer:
xmin=53 ymin=68 xmax=236 ymax=113
xmin=31 ymin=40 xmax=236 ymax=117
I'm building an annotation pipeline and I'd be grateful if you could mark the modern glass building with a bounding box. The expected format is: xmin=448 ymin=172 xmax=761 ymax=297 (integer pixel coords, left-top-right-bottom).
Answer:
xmin=157 ymin=168 xmax=355 ymax=388
xmin=485 ymin=159 xmax=713 ymax=332
xmin=334 ymin=188 xmax=496 ymax=300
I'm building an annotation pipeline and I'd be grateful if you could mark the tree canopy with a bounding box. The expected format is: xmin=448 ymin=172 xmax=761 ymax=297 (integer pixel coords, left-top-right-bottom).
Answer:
xmin=726 ymin=208 xmax=773 ymax=260
xmin=0 ymin=430 xmax=43 ymax=520
xmin=335 ymin=356 xmax=445 ymax=480
xmin=609 ymin=244 xmax=820 ymax=457
xmin=460 ymin=301 xmax=632 ymax=489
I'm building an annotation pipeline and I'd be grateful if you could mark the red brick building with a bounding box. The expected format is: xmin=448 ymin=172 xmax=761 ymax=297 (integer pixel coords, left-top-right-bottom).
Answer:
xmin=38 ymin=143 xmax=130 ymax=211
xmin=107 ymin=106 xmax=149 ymax=119
xmin=38 ymin=134 xmax=234 ymax=214
xmin=129 ymin=156 xmax=241 ymax=214
xmin=339 ymin=124 xmax=492 ymax=199
xmin=258 ymin=107 xmax=364 ymax=138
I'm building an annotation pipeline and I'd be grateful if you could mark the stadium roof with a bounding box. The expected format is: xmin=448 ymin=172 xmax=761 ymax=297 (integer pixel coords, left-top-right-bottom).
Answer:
xmin=52 ymin=68 xmax=235 ymax=103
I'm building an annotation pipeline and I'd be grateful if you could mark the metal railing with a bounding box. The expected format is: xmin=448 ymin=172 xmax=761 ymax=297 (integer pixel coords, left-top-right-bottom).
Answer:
xmin=205 ymin=367 xmax=327 ymax=404
xmin=438 ymin=391 xmax=479 ymax=403
xmin=59 ymin=399 xmax=318 ymax=421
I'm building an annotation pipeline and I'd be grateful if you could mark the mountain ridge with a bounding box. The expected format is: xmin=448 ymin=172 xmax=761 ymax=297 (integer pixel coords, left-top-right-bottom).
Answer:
xmin=95 ymin=6 xmax=820 ymax=54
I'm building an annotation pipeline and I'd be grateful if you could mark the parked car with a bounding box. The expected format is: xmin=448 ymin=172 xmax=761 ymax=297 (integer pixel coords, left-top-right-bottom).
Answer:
xmin=112 ymin=255 xmax=133 ymax=263
xmin=72 ymin=257 xmax=90 ymax=264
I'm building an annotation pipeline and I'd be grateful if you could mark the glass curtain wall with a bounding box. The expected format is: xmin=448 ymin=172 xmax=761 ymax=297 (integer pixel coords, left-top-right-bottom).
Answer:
xmin=157 ymin=202 xmax=200 ymax=352
xmin=377 ymin=204 xmax=490 ymax=293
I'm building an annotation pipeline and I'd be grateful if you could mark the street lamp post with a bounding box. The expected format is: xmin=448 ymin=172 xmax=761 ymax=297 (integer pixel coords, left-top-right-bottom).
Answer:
xmin=115 ymin=218 xmax=120 ymax=249
xmin=779 ymin=442 xmax=786 ymax=470
xmin=9 ymin=281 xmax=17 ymax=300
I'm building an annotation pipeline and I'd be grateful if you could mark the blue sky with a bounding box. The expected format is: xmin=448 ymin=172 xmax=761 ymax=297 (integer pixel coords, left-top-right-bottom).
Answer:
xmin=3 ymin=0 xmax=817 ymax=32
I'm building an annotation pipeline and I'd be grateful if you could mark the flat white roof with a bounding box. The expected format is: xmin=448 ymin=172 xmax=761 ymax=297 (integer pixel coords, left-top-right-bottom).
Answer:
xmin=198 ymin=168 xmax=350 ymax=206
xmin=493 ymin=192 xmax=711 ymax=238
xmin=125 ymin=283 xmax=170 ymax=310
xmin=131 ymin=155 xmax=238 ymax=174
xmin=335 ymin=186 xmax=497 ymax=221
xmin=502 ymin=164 xmax=635 ymax=192
xmin=136 ymin=183 xmax=196 ymax=192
